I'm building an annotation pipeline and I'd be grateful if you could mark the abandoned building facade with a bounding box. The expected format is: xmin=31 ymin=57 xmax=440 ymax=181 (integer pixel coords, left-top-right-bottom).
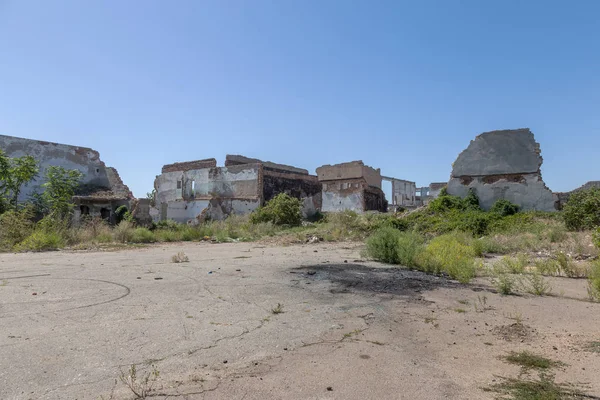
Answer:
xmin=316 ymin=161 xmax=387 ymax=213
xmin=3 ymin=128 xmax=594 ymax=223
xmin=153 ymin=155 xmax=322 ymax=224
xmin=0 ymin=134 xmax=140 ymax=224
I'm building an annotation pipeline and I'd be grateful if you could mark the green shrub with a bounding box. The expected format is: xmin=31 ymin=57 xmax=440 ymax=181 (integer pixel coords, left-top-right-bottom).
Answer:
xmin=490 ymin=263 xmax=518 ymax=295
xmin=429 ymin=193 xmax=465 ymax=213
xmin=365 ymin=227 xmax=404 ymax=264
xmin=115 ymin=205 xmax=132 ymax=224
xmin=130 ymin=228 xmax=156 ymax=243
xmin=563 ymin=188 xmax=600 ymax=231
xmin=498 ymin=253 xmax=529 ymax=274
xmin=490 ymin=199 xmax=520 ymax=216
xmin=462 ymin=189 xmax=481 ymax=211
xmin=555 ymin=252 xmax=583 ymax=278
xmin=250 ymin=193 xmax=302 ymax=226
xmin=457 ymin=210 xmax=496 ymax=236
xmin=395 ymin=231 xmax=425 ymax=267
xmin=593 ymin=228 xmax=600 ymax=249
xmin=523 ymin=272 xmax=552 ymax=296
xmin=113 ymin=221 xmax=135 ymax=243
xmin=0 ymin=208 xmax=35 ymax=250
xmin=534 ymin=258 xmax=560 ymax=276
xmin=588 ymin=260 xmax=600 ymax=301
xmin=154 ymin=229 xmax=179 ymax=242
xmin=416 ymin=234 xmax=477 ymax=283
xmin=16 ymin=228 xmax=65 ymax=251
xmin=366 ymin=228 xmax=424 ymax=266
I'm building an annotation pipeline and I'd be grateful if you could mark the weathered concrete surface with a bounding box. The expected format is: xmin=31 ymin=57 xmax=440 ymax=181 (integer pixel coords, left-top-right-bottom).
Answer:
xmin=154 ymin=156 xmax=322 ymax=223
xmin=447 ymin=129 xmax=556 ymax=211
xmin=317 ymin=161 xmax=382 ymax=189
xmin=0 ymin=134 xmax=111 ymax=202
xmin=318 ymin=161 xmax=387 ymax=212
xmin=1 ymin=243 xmax=599 ymax=400
xmin=383 ymin=177 xmax=417 ymax=208
xmin=154 ymin=165 xmax=262 ymax=224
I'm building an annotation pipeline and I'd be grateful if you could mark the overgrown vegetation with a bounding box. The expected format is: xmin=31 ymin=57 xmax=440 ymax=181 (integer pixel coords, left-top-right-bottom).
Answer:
xmin=562 ymin=187 xmax=600 ymax=231
xmin=250 ymin=193 xmax=302 ymax=226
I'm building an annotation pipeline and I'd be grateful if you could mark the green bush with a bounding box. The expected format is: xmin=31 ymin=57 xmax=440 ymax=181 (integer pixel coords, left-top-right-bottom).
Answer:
xmin=16 ymin=229 xmax=65 ymax=251
xmin=588 ymin=260 xmax=600 ymax=301
xmin=416 ymin=234 xmax=477 ymax=283
xmin=250 ymin=193 xmax=302 ymax=226
xmin=113 ymin=221 xmax=135 ymax=243
xmin=0 ymin=208 xmax=35 ymax=250
xmin=462 ymin=189 xmax=482 ymax=211
xmin=19 ymin=231 xmax=64 ymax=251
xmin=395 ymin=232 xmax=424 ymax=266
xmin=490 ymin=199 xmax=520 ymax=216
xmin=593 ymin=227 xmax=600 ymax=249
xmin=563 ymin=188 xmax=600 ymax=231
xmin=130 ymin=228 xmax=156 ymax=243
xmin=490 ymin=262 xmax=518 ymax=295
xmin=429 ymin=193 xmax=465 ymax=213
xmin=365 ymin=228 xmax=424 ymax=266
xmin=365 ymin=227 xmax=404 ymax=264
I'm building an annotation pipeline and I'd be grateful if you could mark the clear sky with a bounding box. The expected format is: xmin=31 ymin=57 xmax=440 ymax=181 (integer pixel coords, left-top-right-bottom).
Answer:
xmin=1 ymin=0 xmax=598 ymax=198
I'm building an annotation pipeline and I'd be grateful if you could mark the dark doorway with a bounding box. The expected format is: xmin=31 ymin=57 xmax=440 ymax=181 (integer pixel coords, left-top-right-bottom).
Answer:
xmin=100 ymin=208 xmax=111 ymax=221
xmin=80 ymin=205 xmax=90 ymax=216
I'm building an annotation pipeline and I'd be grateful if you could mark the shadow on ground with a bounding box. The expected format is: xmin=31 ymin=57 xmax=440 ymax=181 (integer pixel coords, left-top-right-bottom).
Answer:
xmin=293 ymin=263 xmax=460 ymax=298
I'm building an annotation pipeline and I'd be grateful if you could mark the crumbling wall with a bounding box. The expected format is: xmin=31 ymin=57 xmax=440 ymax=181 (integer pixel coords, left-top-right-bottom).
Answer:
xmin=262 ymin=170 xmax=322 ymax=217
xmin=153 ymin=163 xmax=262 ymax=224
xmin=321 ymin=181 xmax=365 ymax=212
xmin=226 ymin=154 xmax=321 ymax=217
xmin=385 ymin=178 xmax=417 ymax=208
xmin=317 ymin=161 xmax=386 ymax=213
xmin=225 ymin=154 xmax=308 ymax=175
xmin=364 ymin=186 xmax=387 ymax=212
xmin=447 ymin=129 xmax=555 ymax=211
xmin=0 ymin=134 xmax=112 ymax=201
xmin=162 ymin=159 xmax=217 ymax=173
xmin=317 ymin=161 xmax=381 ymax=189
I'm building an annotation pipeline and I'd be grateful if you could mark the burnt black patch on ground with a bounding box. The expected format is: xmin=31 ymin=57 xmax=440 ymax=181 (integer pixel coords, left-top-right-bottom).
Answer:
xmin=293 ymin=264 xmax=459 ymax=297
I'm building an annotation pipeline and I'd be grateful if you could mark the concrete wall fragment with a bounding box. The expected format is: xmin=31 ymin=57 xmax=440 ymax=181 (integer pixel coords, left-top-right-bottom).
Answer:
xmin=447 ymin=129 xmax=556 ymax=211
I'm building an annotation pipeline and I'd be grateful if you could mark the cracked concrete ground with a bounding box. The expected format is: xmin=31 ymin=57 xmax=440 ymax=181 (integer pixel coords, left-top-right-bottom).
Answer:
xmin=1 ymin=242 xmax=599 ymax=399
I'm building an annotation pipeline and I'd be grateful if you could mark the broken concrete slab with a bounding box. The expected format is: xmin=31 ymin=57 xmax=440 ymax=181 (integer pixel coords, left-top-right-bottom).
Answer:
xmin=447 ymin=129 xmax=556 ymax=211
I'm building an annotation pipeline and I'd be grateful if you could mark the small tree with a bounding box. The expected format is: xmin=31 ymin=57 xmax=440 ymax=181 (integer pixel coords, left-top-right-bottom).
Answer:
xmin=0 ymin=149 xmax=38 ymax=209
xmin=40 ymin=166 xmax=83 ymax=216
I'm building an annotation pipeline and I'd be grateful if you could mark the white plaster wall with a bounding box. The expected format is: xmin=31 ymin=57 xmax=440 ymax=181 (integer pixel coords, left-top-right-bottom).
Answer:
xmin=155 ymin=171 xmax=184 ymax=204
xmin=166 ymin=200 xmax=210 ymax=223
xmin=0 ymin=135 xmax=111 ymax=202
xmin=322 ymin=191 xmax=364 ymax=213
xmin=447 ymin=174 xmax=556 ymax=211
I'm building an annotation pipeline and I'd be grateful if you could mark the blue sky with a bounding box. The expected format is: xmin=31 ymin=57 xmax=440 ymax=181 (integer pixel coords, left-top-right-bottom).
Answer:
xmin=1 ymin=0 xmax=598 ymax=198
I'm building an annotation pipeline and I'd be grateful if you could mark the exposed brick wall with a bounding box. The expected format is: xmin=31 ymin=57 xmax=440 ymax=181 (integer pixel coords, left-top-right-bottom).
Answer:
xmin=262 ymin=170 xmax=321 ymax=203
xmin=161 ymin=159 xmax=217 ymax=173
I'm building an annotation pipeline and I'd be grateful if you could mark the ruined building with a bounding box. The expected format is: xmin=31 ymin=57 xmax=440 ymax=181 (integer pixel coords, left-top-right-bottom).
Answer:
xmin=447 ymin=128 xmax=556 ymax=211
xmin=153 ymin=155 xmax=321 ymax=223
xmin=382 ymin=176 xmax=417 ymax=210
xmin=0 ymin=134 xmax=141 ymax=224
xmin=316 ymin=161 xmax=387 ymax=212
